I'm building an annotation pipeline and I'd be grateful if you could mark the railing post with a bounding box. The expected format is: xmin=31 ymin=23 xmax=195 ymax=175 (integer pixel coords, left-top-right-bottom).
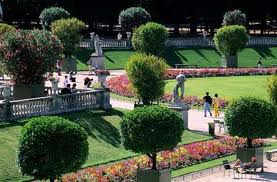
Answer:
xmin=3 ymin=101 xmax=12 ymax=121
xmin=96 ymin=90 xmax=112 ymax=109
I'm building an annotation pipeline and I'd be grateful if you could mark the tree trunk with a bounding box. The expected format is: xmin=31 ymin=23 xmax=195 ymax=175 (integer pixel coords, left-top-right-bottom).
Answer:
xmin=247 ymin=138 xmax=253 ymax=148
xmin=147 ymin=153 xmax=157 ymax=170
xmin=49 ymin=177 xmax=55 ymax=182
xmin=142 ymin=99 xmax=150 ymax=105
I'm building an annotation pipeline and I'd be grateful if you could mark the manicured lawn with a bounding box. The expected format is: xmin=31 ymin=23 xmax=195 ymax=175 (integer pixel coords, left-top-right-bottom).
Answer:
xmin=75 ymin=47 xmax=277 ymax=70
xmin=0 ymin=109 xmax=211 ymax=182
xmin=165 ymin=75 xmax=270 ymax=100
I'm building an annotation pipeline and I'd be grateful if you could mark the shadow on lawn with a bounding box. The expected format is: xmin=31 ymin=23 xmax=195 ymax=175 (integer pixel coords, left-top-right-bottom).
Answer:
xmin=164 ymin=48 xmax=187 ymax=67
xmin=254 ymin=47 xmax=276 ymax=59
xmin=61 ymin=109 xmax=124 ymax=148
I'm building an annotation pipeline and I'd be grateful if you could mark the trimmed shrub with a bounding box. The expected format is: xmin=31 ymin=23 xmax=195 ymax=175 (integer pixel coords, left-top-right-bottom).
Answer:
xmin=132 ymin=22 xmax=168 ymax=56
xmin=267 ymin=75 xmax=277 ymax=105
xmin=18 ymin=116 xmax=88 ymax=182
xmin=0 ymin=23 xmax=16 ymax=36
xmin=225 ymin=97 xmax=277 ymax=147
xmin=223 ymin=9 xmax=247 ymax=26
xmin=51 ymin=18 xmax=85 ymax=57
xmin=119 ymin=7 xmax=151 ymax=31
xmin=214 ymin=25 xmax=248 ymax=56
xmin=39 ymin=7 xmax=70 ymax=29
xmin=121 ymin=105 xmax=184 ymax=169
xmin=125 ymin=54 xmax=167 ymax=105
xmin=0 ymin=30 xmax=63 ymax=85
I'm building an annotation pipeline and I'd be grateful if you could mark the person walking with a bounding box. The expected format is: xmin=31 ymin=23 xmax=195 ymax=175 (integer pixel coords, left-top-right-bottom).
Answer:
xmin=213 ymin=93 xmax=220 ymax=117
xmin=203 ymin=92 xmax=212 ymax=117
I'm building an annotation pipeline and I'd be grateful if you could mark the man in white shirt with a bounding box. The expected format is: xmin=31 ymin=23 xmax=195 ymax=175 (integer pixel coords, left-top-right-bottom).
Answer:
xmin=63 ymin=75 xmax=69 ymax=88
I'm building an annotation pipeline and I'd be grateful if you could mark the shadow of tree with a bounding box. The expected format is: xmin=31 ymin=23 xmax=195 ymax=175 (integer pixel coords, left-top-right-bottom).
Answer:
xmin=254 ymin=47 xmax=276 ymax=59
xmin=75 ymin=48 xmax=93 ymax=65
xmin=61 ymin=109 xmax=124 ymax=148
xmin=163 ymin=48 xmax=186 ymax=67
xmin=194 ymin=49 xmax=209 ymax=61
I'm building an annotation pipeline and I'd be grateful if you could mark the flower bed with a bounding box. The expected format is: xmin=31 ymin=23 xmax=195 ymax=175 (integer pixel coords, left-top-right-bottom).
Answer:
xmin=107 ymin=75 xmax=229 ymax=107
xmin=165 ymin=68 xmax=277 ymax=79
xmin=62 ymin=137 xmax=264 ymax=182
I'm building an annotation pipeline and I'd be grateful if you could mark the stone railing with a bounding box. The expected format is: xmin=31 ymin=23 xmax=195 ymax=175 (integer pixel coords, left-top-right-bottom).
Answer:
xmin=80 ymin=39 xmax=132 ymax=49
xmin=0 ymin=90 xmax=111 ymax=121
xmin=80 ymin=36 xmax=277 ymax=49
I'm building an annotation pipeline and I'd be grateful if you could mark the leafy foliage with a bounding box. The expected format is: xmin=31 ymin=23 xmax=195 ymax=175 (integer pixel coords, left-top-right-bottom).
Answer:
xmin=0 ymin=23 xmax=16 ymax=36
xmin=121 ymin=105 xmax=184 ymax=169
xmin=18 ymin=116 xmax=88 ymax=181
xmin=267 ymin=75 xmax=277 ymax=105
xmin=214 ymin=25 xmax=249 ymax=56
xmin=132 ymin=22 xmax=168 ymax=56
xmin=118 ymin=7 xmax=151 ymax=31
xmin=125 ymin=53 xmax=167 ymax=105
xmin=225 ymin=97 xmax=277 ymax=145
xmin=39 ymin=7 xmax=70 ymax=29
xmin=51 ymin=18 xmax=85 ymax=57
xmin=0 ymin=30 xmax=63 ymax=85
xmin=223 ymin=9 xmax=247 ymax=26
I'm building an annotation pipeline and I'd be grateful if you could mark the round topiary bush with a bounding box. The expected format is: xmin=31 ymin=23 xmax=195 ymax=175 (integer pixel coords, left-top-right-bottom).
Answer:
xmin=39 ymin=7 xmax=70 ymax=29
xmin=121 ymin=105 xmax=184 ymax=169
xmin=132 ymin=22 xmax=168 ymax=56
xmin=125 ymin=53 xmax=167 ymax=105
xmin=51 ymin=17 xmax=85 ymax=58
xmin=222 ymin=9 xmax=247 ymax=26
xmin=18 ymin=116 xmax=88 ymax=182
xmin=119 ymin=7 xmax=151 ymax=31
xmin=225 ymin=97 xmax=277 ymax=147
xmin=214 ymin=25 xmax=248 ymax=68
xmin=0 ymin=23 xmax=16 ymax=36
xmin=0 ymin=29 xmax=63 ymax=85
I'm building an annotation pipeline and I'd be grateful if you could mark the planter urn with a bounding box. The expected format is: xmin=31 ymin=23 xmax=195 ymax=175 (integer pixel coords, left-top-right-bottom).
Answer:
xmin=137 ymin=168 xmax=171 ymax=182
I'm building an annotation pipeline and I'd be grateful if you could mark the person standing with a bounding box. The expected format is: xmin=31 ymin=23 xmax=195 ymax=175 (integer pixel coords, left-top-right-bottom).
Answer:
xmin=203 ymin=92 xmax=212 ymax=117
xmin=213 ymin=93 xmax=220 ymax=117
xmin=63 ymin=75 xmax=69 ymax=88
xmin=117 ymin=32 xmax=122 ymax=40
xmin=257 ymin=57 xmax=262 ymax=68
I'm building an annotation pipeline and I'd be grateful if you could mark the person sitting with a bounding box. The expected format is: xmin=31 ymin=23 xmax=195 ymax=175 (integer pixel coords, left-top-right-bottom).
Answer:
xmin=84 ymin=77 xmax=93 ymax=88
xmin=69 ymin=71 xmax=76 ymax=82
xmin=61 ymin=84 xmax=72 ymax=95
xmin=233 ymin=157 xmax=257 ymax=173
xmin=71 ymin=83 xmax=77 ymax=93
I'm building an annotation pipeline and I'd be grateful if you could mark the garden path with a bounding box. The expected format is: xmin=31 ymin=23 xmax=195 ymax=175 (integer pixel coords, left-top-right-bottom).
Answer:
xmin=44 ymin=71 xmax=226 ymax=134
xmin=177 ymin=158 xmax=277 ymax=182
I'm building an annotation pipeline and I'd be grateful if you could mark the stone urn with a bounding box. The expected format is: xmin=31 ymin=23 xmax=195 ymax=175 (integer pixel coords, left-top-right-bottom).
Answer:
xmin=137 ymin=168 xmax=171 ymax=182
xmin=2 ymin=86 xmax=12 ymax=98
xmin=98 ymin=75 xmax=107 ymax=87
xmin=51 ymin=79 xmax=59 ymax=94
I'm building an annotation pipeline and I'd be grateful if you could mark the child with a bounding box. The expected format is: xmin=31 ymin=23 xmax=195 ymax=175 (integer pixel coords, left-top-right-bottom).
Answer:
xmin=213 ymin=93 xmax=220 ymax=117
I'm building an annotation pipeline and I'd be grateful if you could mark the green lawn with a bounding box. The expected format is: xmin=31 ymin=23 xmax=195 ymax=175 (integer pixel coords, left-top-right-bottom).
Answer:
xmin=75 ymin=47 xmax=277 ymax=70
xmin=0 ymin=109 xmax=211 ymax=182
xmin=165 ymin=75 xmax=270 ymax=100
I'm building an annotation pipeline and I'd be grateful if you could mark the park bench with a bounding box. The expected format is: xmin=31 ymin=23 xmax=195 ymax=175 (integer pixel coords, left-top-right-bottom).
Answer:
xmin=271 ymin=64 xmax=277 ymax=68
xmin=265 ymin=149 xmax=277 ymax=162
xmin=175 ymin=64 xmax=198 ymax=68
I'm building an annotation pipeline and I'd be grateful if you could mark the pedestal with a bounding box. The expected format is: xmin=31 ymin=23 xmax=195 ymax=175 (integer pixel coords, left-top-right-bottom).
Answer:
xmin=89 ymin=53 xmax=105 ymax=69
xmin=168 ymin=103 xmax=190 ymax=129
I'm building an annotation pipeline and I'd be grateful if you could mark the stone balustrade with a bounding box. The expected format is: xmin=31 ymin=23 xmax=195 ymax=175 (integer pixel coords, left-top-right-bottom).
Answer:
xmin=80 ymin=36 xmax=277 ymax=49
xmin=0 ymin=90 xmax=111 ymax=121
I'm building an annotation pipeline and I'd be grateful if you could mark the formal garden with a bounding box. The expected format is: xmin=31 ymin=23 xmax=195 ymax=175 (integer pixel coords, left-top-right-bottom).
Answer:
xmin=0 ymin=5 xmax=277 ymax=182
